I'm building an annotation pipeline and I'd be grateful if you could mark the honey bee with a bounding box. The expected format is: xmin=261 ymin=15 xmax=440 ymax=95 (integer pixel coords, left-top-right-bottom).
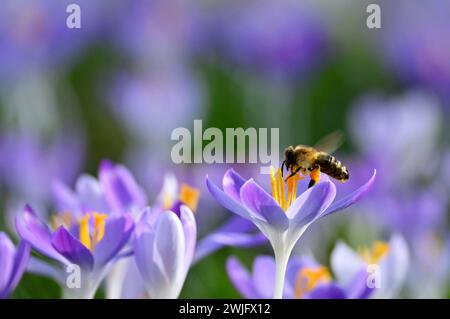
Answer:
xmin=282 ymin=132 xmax=349 ymax=188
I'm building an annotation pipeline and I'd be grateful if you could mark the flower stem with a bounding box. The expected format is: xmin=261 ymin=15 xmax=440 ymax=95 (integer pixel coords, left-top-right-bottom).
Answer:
xmin=273 ymin=250 xmax=290 ymax=299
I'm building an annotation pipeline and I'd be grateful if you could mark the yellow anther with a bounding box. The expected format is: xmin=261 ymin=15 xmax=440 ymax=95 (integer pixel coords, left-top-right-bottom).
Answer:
xmin=80 ymin=214 xmax=91 ymax=250
xmin=359 ymin=241 xmax=390 ymax=264
xmin=92 ymin=213 xmax=107 ymax=249
xmin=270 ymin=166 xmax=303 ymax=211
xmin=287 ymin=173 xmax=300 ymax=207
xmin=270 ymin=166 xmax=279 ymax=204
xmin=294 ymin=266 xmax=331 ymax=299
xmin=179 ymin=183 xmax=200 ymax=212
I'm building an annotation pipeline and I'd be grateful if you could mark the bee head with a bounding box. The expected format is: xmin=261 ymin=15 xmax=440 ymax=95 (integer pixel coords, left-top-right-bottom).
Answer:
xmin=284 ymin=146 xmax=296 ymax=168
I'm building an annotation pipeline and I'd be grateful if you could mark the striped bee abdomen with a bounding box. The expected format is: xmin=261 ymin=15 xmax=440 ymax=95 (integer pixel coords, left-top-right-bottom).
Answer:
xmin=316 ymin=153 xmax=349 ymax=182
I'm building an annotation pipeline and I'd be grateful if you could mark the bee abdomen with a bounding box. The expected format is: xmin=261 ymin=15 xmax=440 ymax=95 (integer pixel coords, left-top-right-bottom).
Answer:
xmin=316 ymin=153 xmax=349 ymax=182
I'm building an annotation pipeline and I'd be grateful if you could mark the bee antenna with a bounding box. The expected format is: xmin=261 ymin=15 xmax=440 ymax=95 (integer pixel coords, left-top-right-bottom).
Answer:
xmin=281 ymin=160 xmax=286 ymax=178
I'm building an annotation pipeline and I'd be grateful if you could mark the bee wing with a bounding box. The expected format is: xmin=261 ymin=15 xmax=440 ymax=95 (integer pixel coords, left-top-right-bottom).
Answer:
xmin=314 ymin=131 xmax=344 ymax=154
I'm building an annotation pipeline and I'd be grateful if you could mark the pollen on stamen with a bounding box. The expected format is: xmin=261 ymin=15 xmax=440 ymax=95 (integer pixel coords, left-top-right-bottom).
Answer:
xmin=294 ymin=266 xmax=331 ymax=299
xmin=270 ymin=166 xmax=303 ymax=211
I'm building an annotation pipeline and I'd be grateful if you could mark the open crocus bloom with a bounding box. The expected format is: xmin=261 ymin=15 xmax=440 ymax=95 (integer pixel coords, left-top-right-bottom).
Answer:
xmin=16 ymin=205 xmax=134 ymax=299
xmin=207 ymin=167 xmax=376 ymax=298
xmin=227 ymin=255 xmax=373 ymax=299
xmin=0 ymin=232 xmax=30 ymax=299
xmin=331 ymin=234 xmax=409 ymax=298
xmin=52 ymin=160 xmax=147 ymax=217
xmin=133 ymin=205 xmax=196 ymax=299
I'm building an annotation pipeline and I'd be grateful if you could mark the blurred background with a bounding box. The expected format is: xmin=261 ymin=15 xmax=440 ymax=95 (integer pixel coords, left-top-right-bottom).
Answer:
xmin=0 ymin=0 xmax=449 ymax=298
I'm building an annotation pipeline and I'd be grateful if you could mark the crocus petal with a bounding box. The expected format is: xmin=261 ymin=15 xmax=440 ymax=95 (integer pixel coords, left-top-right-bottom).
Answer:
xmin=51 ymin=227 xmax=94 ymax=270
xmin=93 ymin=215 xmax=134 ymax=268
xmin=321 ymin=170 xmax=376 ymax=218
xmin=0 ymin=233 xmax=15 ymax=294
xmin=377 ymin=234 xmax=409 ymax=298
xmin=27 ymin=257 xmax=65 ymax=284
xmin=52 ymin=180 xmax=79 ymax=213
xmin=154 ymin=211 xmax=185 ymax=280
xmin=240 ymin=179 xmax=289 ymax=231
xmin=16 ymin=205 xmax=68 ymax=264
xmin=4 ymin=241 xmax=30 ymax=297
xmin=206 ymin=176 xmax=250 ymax=220
xmin=100 ymin=160 xmax=147 ymax=215
xmin=331 ymin=241 xmax=365 ymax=286
xmin=133 ymin=224 xmax=169 ymax=298
xmin=306 ymin=283 xmax=347 ymax=299
xmin=226 ymin=256 xmax=260 ymax=299
xmin=252 ymin=256 xmax=275 ymax=299
xmin=287 ymin=181 xmax=336 ymax=228
xmin=75 ymin=174 xmax=108 ymax=213
xmin=179 ymin=206 xmax=196 ymax=276
xmin=345 ymin=269 xmax=374 ymax=299
xmin=222 ymin=169 xmax=247 ymax=202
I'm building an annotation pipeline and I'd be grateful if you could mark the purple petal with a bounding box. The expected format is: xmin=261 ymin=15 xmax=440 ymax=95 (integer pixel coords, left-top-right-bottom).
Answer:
xmin=252 ymin=256 xmax=275 ymax=299
xmin=154 ymin=211 xmax=185 ymax=279
xmin=206 ymin=176 xmax=250 ymax=220
xmin=93 ymin=215 xmax=134 ymax=268
xmin=51 ymin=227 xmax=94 ymax=270
xmin=0 ymin=233 xmax=15 ymax=294
xmin=287 ymin=181 xmax=336 ymax=228
xmin=179 ymin=206 xmax=196 ymax=276
xmin=16 ymin=205 xmax=67 ymax=264
xmin=100 ymin=160 xmax=147 ymax=215
xmin=345 ymin=269 xmax=374 ymax=299
xmin=321 ymin=170 xmax=376 ymax=218
xmin=133 ymin=224 xmax=167 ymax=295
xmin=4 ymin=241 xmax=30 ymax=297
xmin=75 ymin=174 xmax=108 ymax=213
xmin=240 ymin=179 xmax=289 ymax=231
xmin=306 ymin=283 xmax=347 ymax=299
xmin=52 ymin=180 xmax=79 ymax=213
xmin=226 ymin=256 xmax=260 ymax=299
xmin=222 ymin=169 xmax=247 ymax=202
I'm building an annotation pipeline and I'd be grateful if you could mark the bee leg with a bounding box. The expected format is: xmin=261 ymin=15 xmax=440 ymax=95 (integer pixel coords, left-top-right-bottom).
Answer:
xmin=285 ymin=166 xmax=301 ymax=181
xmin=281 ymin=160 xmax=286 ymax=178
xmin=308 ymin=166 xmax=321 ymax=188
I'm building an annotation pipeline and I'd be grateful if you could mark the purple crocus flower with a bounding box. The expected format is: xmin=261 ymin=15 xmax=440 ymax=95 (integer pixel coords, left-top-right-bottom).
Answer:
xmin=52 ymin=160 xmax=147 ymax=218
xmin=133 ymin=205 xmax=196 ymax=299
xmin=227 ymin=254 xmax=373 ymax=299
xmin=0 ymin=232 xmax=30 ymax=299
xmin=207 ymin=168 xmax=376 ymax=298
xmin=331 ymin=234 xmax=409 ymax=298
xmin=15 ymin=205 xmax=134 ymax=299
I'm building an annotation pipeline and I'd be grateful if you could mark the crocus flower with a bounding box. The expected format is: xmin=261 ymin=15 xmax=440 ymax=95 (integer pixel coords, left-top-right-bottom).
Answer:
xmin=52 ymin=160 xmax=147 ymax=218
xmin=227 ymin=254 xmax=373 ymax=299
xmin=207 ymin=168 xmax=376 ymax=298
xmin=16 ymin=205 xmax=134 ymax=299
xmin=331 ymin=234 xmax=409 ymax=298
xmin=0 ymin=232 xmax=30 ymax=299
xmin=133 ymin=205 xmax=196 ymax=299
